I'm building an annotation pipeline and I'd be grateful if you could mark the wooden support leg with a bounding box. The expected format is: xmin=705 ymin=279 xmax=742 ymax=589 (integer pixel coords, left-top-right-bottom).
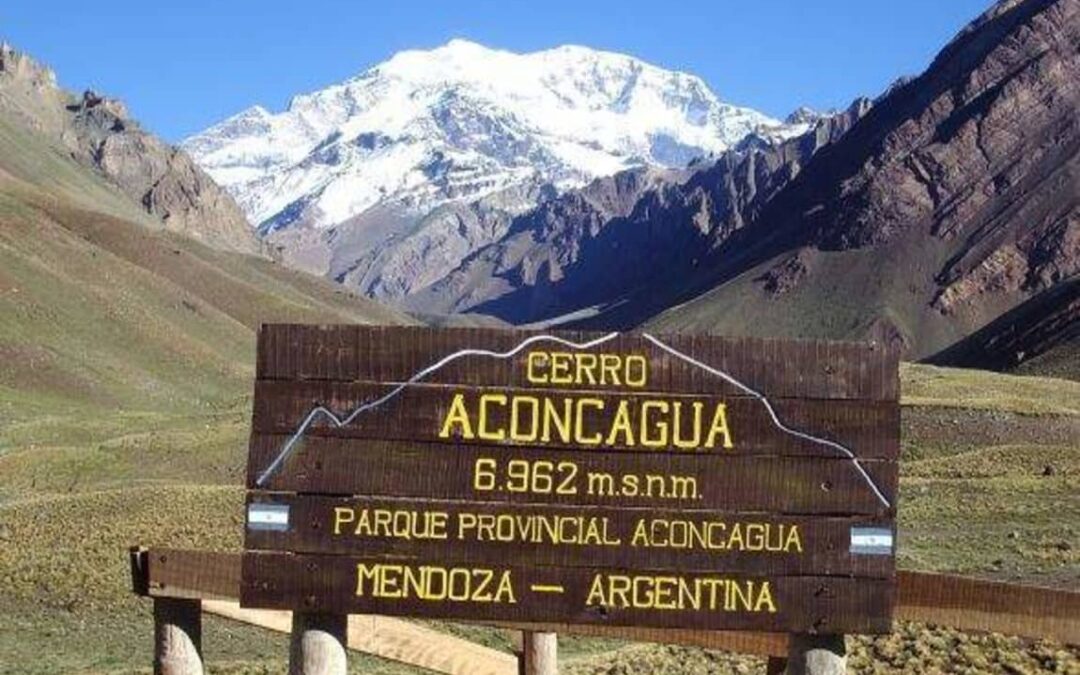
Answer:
xmin=785 ymin=634 xmax=846 ymax=675
xmin=766 ymin=656 xmax=789 ymax=674
xmin=520 ymin=631 xmax=557 ymax=675
xmin=289 ymin=612 xmax=348 ymax=675
xmin=153 ymin=597 xmax=203 ymax=675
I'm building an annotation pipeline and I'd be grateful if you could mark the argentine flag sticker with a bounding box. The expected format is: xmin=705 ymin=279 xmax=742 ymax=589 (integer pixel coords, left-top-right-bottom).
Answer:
xmin=247 ymin=503 xmax=291 ymax=531
xmin=850 ymin=527 xmax=894 ymax=555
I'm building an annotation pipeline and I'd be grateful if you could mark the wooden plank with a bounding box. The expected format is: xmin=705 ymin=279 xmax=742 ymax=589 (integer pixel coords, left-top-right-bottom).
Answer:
xmin=245 ymin=494 xmax=895 ymax=578
xmin=137 ymin=548 xmax=789 ymax=656
xmin=246 ymin=435 xmax=897 ymax=515
xmin=254 ymin=325 xmax=899 ymax=402
xmin=240 ymin=552 xmax=896 ymax=634
xmin=496 ymin=620 xmax=789 ymax=657
xmin=130 ymin=546 xmax=150 ymax=596
xmin=144 ymin=548 xmax=241 ymax=602
xmin=134 ymin=548 xmax=1080 ymax=651
xmin=250 ymin=380 xmax=900 ymax=459
xmin=202 ymin=600 xmax=519 ymax=675
xmin=245 ymin=326 xmax=900 ymax=636
xmin=897 ymin=571 xmax=1080 ymax=646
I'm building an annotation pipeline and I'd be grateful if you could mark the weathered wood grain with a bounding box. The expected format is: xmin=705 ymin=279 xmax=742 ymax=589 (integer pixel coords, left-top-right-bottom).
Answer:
xmin=245 ymin=325 xmax=901 ymax=634
xmin=246 ymin=434 xmax=896 ymax=515
xmin=289 ymin=612 xmax=347 ymax=675
xmin=202 ymin=600 xmax=520 ymax=675
xmin=245 ymin=494 xmax=895 ymax=577
xmin=520 ymin=632 xmax=556 ymax=675
xmin=144 ymin=548 xmax=240 ymax=602
xmin=897 ymin=571 xmax=1080 ymax=646
xmin=154 ymin=597 xmax=203 ymax=675
xmin=241 ymin=552 xmax=896 ymax=634
xmin=255 ymin=325 xmax=899 ymax=401
xmin=250 ymin=380 xmax=900 ymax=459
xmin=134 ymin=548 xmax=1080 ymax=650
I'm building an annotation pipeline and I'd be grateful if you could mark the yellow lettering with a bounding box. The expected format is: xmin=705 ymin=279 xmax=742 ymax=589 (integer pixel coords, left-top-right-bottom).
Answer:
xmin=541 ymin=397 xmax=572 ymax=443
xmin=755 ymin=582 xmax=777 ymax=613
xmin=582 ymin=574 xmax=779 ymax=613
xmin=438 ymin=393 xmax=474 ymax=439
xmin=640 ymin=400 xmax=669 ymax=447
xmin=604 ymin=400 xmax=636 ymax=446
xmin=526 ymin=352 xmax=548 ymax=384
xmin=550 ymin=352 xmax=573 ymax=384
xmin=510 ymin=396 xmax=539 ymax=442
xmin=478 ymin=394 xmax=507 ymax=441
xmin=333 ymin=507 xmax=354 ymax=535
xmin=585 ymin=574 xmax=606 ymax=607
xmin=705 ymin=403 xmax=734 ymax=449
xmin=625 ymin=355 xmax=648 ymax=387
xmin=575 ymin=353 xmax=598 ymax=385
xmin=600 ymin=354 xmax=622 ymax=385
xmin=574 ymin=398 xmax=604 ymax=444
xmin=672 ymin=401 xmax=703 ymax=449
xmin=786 ymin=526 xmax=803 ymax=553
xmin=355 ymin=563 xmax=379 ymax=596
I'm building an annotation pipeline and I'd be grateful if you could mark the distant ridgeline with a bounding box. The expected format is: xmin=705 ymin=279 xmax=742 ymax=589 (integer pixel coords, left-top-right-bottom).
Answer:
xmin=243 ymin=325 xmax=900 ymax=634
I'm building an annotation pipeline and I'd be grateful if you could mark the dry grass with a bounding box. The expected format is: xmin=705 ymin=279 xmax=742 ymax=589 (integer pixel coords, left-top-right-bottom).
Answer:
xmin=901 ymin=363 xmax=1080 ymax=416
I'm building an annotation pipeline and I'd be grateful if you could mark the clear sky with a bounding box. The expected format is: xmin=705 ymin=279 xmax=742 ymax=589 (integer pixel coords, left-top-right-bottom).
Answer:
xmin=2 ymin=0 xmax=992 ymax=142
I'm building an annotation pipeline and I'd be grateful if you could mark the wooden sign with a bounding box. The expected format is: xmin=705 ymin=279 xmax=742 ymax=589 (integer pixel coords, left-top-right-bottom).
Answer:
xmin=242 ymin=325 xmax=899 ymax=635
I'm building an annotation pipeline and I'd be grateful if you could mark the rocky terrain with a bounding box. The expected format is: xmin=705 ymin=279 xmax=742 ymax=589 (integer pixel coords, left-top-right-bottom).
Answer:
xmin=175 ymin=0 xmax=1077 ymax=374
xmin=0 ymin=7 xmax=1078 ymax=671
xmin=645 ymin=0 xmax=1078 ymax=361
xmin=371 ymin=0 xmax=1077 ymax=372
xmin=928 ymin=277 xmax=1079 ymax=378
xmin=579 ymin=0 xmax=1075 ymax=367
xmin=464 ymin=0 xmax=1071 ymax=369
xmin=183 ymin=40 xmax=808 ymax=303
xmin=0 ymin=43 xmax=259 ymax=254
xmin=403 ymin=99 xmax=871 ymax=322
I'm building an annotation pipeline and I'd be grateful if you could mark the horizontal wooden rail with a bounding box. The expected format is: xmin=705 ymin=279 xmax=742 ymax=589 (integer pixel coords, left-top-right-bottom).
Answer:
xmin=203 ymin=599 xmax=517 ymax=675
xmin=897 ymin=571 xmax=1079 ymax=646
xmin=130 ymin=547 xmax=516 ymax=674
xmin=130 ymin=546 xmax=1080 ymax=660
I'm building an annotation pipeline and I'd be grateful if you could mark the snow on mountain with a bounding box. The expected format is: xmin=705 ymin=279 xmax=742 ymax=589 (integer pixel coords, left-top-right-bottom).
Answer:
xmin=183 ymin=39 xmax=806 ymax=301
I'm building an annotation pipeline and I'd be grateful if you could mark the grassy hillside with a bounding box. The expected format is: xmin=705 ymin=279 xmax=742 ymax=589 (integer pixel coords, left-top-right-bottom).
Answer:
xmin=0 ymin=112 xmax=408 ymax=461
xmin=1 ymin=360 xmax=1076 ymax=673
xmin=0 ymin=101 xmax=1075 ymax=674
xmin=0 ymin=102 xmax=418 ymax=671
xmin=642 ymin=240 xmax=972 ymax=358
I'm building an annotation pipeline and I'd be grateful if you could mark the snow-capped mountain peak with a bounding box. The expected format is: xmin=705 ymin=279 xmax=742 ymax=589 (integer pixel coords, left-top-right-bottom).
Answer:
xmin=185 ymin=39 xmax=802 ymax=229
xmin=182 ymin=39 xmax=806 ymax=301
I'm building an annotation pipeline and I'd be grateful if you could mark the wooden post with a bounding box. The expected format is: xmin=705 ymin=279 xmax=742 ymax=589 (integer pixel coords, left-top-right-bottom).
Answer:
xmin=520 ymin=631 xmax=557 ymax=675
xmin=785 ymin=634 xmax=846 ymax=675
xmin=289 ymin=612 xmax=348 ymax=675
xmin=153 ymin=597 xmax=203 ymax=675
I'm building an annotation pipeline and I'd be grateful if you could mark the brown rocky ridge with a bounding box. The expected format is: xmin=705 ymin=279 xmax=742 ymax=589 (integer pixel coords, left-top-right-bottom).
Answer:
xmin=0 ymin=41 xmax=260 ymax=254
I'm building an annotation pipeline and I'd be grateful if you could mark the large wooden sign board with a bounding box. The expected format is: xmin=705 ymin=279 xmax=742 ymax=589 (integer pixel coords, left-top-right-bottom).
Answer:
xmin=242 ymin=325 xmax=899 ymax=635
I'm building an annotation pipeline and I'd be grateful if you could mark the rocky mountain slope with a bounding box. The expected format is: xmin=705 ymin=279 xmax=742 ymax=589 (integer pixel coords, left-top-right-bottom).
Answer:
xmin=927 ymin=277 xmax=1079 ymax=378
xmin=0 ymin=46 xmax=410 ymax=419
xmin=643 ymin=0 xmax=1077 ymax=362
xmin=409 ymin=0 xmax=1076 ymax=367
xmin=0 ymin=42 xmax=259 ymax=254
xmin=404 ymin=98 xmax=871 ymax=322
xmin=184 ymin=40 xmax=806 ymax=300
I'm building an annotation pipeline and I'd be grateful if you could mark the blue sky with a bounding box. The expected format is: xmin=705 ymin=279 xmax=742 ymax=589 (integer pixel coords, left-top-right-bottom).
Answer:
xmin=2 ymin=0 xmax=992 ymax=141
